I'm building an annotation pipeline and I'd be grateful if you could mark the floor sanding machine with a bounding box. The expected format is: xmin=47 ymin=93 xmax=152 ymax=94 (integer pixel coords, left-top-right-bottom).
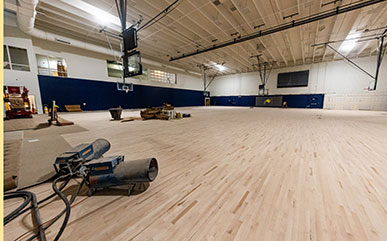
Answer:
xmin=54 ymin=138 xmax=158 ymax=196
xmin=4 ymin=140 xmax=158 ymax=241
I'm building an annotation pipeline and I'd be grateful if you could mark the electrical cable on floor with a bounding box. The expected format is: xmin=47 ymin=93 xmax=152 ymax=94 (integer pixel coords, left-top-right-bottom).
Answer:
xmin=47 ymin=175 xmax=71 ymax=241
xmin=14 ymin=187 xmax=88 ymax=241
xmin=25 ymin=177 xmax=85 ymax=241
xmin=30 ymin=190 xmax=47 ymax=241
xmin=4 ymin=173 xmax=79 ymax=241
xmin=4 ymin=177 xmax=71 ymax=223
xmin=4 ymin=191 xmax=46 ymax=241
xmin=4 ymin=191 xmax=32 ymax=225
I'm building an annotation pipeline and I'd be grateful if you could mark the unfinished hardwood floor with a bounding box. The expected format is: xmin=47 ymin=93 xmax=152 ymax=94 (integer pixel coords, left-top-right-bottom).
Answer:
xmin=4 ymin=107 xmax=387 ymax=241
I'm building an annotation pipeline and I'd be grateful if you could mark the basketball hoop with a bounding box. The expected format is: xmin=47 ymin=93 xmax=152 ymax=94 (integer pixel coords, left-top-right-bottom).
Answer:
xmin=117 ymin=82 xmax=133 ymax=93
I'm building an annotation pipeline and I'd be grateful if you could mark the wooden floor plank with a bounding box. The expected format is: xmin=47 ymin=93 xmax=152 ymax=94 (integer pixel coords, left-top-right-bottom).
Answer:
xmin=4 ymin=107 xmax=387 ymax=241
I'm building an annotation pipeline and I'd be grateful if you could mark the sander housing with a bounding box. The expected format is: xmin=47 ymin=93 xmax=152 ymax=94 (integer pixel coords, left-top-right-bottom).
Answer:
xmin=54 ymin=139 xmax=158 ymax=195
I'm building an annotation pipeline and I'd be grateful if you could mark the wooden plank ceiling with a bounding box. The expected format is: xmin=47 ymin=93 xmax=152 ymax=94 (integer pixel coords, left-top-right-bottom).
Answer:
xmin=33 ymin=0 xmax=387 ymax=74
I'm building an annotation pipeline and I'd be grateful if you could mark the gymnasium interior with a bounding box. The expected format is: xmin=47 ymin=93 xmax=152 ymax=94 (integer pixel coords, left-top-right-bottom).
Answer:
xmin=3 ymin=0 xmax=387 ymax=240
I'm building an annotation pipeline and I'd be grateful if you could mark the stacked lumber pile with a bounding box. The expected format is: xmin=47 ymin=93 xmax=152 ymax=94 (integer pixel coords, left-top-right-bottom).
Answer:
xmin=140 ymin=107 xmax=169 ymax=120
xmin=65 ymin=105 xmax=82 ymax=112
xmin=121 ymin=117 xmax=143 ymax=122
xmin=140 ymin=103 xmax=177 ymax=120
xmin=163 ymin=103 xmax=174 ymax=110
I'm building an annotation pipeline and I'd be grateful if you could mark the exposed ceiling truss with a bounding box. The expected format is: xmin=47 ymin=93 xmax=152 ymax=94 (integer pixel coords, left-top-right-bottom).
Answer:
xmin=6 ymin=0 xmax=387 ymax=75
xmin=169 ymin=0 xmax=387 ymax=61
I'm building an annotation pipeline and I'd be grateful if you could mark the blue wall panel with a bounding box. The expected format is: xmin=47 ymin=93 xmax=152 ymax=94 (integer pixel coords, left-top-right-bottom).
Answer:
xmin=282 ymin=94 xmax=324 ymax=108
xmin=211 ymin=94 xmax=324 ymax=109
xmin=38 ymin=75 xmax=205 ymax=111
xmin=210 ymin=96 xmax=256 ymax=106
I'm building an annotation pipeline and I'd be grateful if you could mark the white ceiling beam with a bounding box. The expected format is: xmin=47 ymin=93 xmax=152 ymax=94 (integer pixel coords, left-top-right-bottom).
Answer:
xmin=229 ymin=0 xmax=279 ymax=65
xmin=210 ymin=0 xmax=268 ymax=67
xmin=138 ymin=0 xmax=242 ymax=73
xmin=184 ymin=0 xmax=256 ymax=68
xmin=356 ymin=4 xmax=387 ymax=55
xmin=272 ymin=0 xmax=297 ymax=65
xmin=251 ymin=0 xmax=288 ymax=66
xmin=297 ymin=0 xmax=305 ymax=65
xmin=122 ymin=1 xmax=228 ymax=69
xmin=124 ymin=0 xmax=238 ymax=73
xmin=33 ymin=0 xmax=387 ymax=74
xmin=157 ymin=0 xmax=253 ymax=70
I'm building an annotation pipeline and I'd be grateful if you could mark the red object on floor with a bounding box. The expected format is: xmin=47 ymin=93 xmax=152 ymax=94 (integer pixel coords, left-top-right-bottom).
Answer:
xmin=4 ymin=85 xmax=33 ymax=119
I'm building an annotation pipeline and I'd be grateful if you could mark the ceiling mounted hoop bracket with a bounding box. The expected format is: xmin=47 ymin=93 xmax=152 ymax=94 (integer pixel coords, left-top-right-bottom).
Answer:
xmin=323 ymin=29 xmax=386 ymax=91
xmin=251 ymin=55 xmax=273 ymax=95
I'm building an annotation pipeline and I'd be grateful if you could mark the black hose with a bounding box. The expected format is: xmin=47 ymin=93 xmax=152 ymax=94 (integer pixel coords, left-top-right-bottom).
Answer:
xmin=4 ymin=191 xmax=46 ymax=241
xmin=25 ymin=177 xmax=85 ymax=241
xmin=4 ymin=176 xmax=71 ymax=225
xmin=30 ymin=191 xmax=47 ymax=241
xmin=4 ymin=191 xmax=32 ymax=225
xmin=17 ymin=177 xmax=71 ymax=217
xmin=49 ymin=175 xmax=71 ymax=241
xmin=6 ymin=159 xmax=85 ymax=240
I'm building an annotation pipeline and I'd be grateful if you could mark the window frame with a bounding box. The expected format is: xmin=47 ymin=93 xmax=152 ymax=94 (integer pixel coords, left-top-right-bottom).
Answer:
xmin=4 ymin=45 xmax=31 ymax=72
xmin=4 ymin=45 xmax=11 ymax=70
xmin=107 ymin=60 xmax=124 ymax=78
xmin=148 ymin=69 xmax=177 ymax=85
xmin=106 ymin=60 xmax=177 ymax=84
xmin=36 ymin=54 xmax=68 ymax=77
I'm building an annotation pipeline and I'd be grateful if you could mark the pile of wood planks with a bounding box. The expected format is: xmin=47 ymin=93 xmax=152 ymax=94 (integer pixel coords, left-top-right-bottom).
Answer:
xmin=141 ymin=107 xmax=169 ymax=120
xmin=140 ymin=103 xmax=176 ymax=120
xmin=65 ymin=105 xmax=82 ymax=112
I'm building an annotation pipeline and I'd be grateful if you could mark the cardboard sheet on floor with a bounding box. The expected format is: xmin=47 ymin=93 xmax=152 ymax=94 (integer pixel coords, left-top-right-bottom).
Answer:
xmin=23 ymin=125 xmax=88 ymax=138
xmin=4 ymin=139 xmax=22 ymax=191
xmin=17 ymin=135 xmax=72 ymax=189
xmin=4 ymin=114 xmax=47 ymax=132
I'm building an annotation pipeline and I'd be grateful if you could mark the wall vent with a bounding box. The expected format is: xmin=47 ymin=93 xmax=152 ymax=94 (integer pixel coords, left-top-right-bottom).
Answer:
xmin=55 ymin=38 xmax=71 ymax=45
xmin=318 ymin=25 xmax=326 ymax=32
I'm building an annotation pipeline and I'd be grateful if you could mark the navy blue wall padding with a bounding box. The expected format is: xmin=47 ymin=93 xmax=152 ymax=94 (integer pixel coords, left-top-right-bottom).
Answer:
xmin=282 ymin=94 xmax=324 ymax=108
xmin=38 ymin=75 xmax=205 ymax=111
xmin=210 ymin=96 xmax=256 ymax=106
xmin=211 ymin=94 xmax=324 ymax=109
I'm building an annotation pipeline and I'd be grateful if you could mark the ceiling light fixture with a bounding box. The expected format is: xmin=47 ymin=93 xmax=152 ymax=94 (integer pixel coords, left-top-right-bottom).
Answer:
xmin=215 ymin=64 xmax=226 ymax=71
xmin=339 ymin=32 xmax=361 ymax=53
xmin=339 ymin=40 xmax=357 ymax=52
xmin=62 ymin=0 xmax=121 ymax=27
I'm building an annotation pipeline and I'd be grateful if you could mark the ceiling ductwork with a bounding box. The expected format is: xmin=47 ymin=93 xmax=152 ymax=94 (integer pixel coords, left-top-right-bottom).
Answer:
xmin=15 ymin=0 xmax=200 ymax=76
xmin=17 ymin=0 xmax=123 ymax=57
xmin=17 ymin=0 xmax=39 ymax=34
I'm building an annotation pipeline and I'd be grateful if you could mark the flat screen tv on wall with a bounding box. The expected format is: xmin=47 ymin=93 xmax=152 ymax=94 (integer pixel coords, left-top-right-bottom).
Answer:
xmin=277 ymin=70 xmax=309 ymax=88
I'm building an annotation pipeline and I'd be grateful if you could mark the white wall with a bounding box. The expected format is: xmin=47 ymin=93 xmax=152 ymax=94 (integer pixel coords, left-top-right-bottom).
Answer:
xmin=3 ymin=12 xmax=202 ymax=113
xmin=209 ymin=55 xmax=387 ymax=110
xmin=4 ymin=25 xmax=44 ymax=113
xmin=32 ymin=38 xmax=203 ymax=91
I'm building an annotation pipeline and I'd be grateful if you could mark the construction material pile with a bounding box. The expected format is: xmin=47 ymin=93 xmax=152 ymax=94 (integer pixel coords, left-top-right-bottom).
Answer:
xmin=140 ymin=103 xmax=186 ymax=120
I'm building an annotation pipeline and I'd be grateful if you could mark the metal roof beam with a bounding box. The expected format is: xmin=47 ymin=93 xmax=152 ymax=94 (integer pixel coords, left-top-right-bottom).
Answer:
xmin=170 ymin=0 xmax=387 ymax=62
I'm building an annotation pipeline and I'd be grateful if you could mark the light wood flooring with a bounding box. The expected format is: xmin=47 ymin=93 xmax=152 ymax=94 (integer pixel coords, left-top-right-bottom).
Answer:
xmin=4 ymin=107 xmax=387 ymax=241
